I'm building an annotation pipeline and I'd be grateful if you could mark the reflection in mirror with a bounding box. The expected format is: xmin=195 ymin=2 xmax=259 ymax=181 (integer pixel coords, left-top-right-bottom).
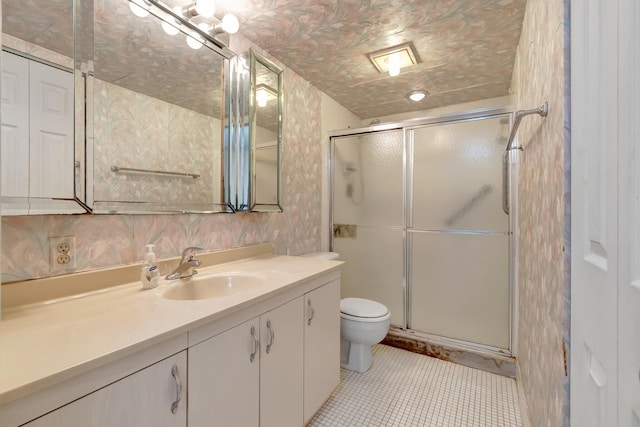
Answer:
xmin=88 ymin=0 xmax=234 ymax=213
xmin=248 ymin=49 xmax=282 ymax=212
xmin=1 ymin=0 xmax=88 ymax=214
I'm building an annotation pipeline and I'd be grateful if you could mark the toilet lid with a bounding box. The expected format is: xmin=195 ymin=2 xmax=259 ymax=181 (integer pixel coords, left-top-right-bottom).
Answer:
xmin=340 ymin=298 xmax=389 ymax=318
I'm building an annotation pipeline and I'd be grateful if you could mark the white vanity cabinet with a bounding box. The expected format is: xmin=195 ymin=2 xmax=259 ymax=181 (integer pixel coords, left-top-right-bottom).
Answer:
xmin=188 ymin=297 xmax=304 ymax=427
xmin=303 ymin=279 xmax=341 ymax=424
xmin=23 ymin=351 xmax=187 ymax=427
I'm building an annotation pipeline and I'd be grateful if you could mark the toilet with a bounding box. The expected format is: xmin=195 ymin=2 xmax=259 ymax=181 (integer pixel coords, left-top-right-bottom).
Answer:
xmin=339 ymin=297 xmax=391 ymax=372
xmin=301 ymin=251 xmax=391 ymax=373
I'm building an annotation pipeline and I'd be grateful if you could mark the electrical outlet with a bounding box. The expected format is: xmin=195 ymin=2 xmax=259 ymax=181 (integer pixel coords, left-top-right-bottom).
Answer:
xmin=50 ymin=236 xmax=76 ymax=272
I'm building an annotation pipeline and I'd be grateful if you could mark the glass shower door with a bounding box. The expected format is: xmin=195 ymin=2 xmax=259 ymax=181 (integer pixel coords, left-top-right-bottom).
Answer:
xmin=408 ymin=116 xmax=510 ymax=349
xmin=331 ymin=130 xmax=404 ymax=326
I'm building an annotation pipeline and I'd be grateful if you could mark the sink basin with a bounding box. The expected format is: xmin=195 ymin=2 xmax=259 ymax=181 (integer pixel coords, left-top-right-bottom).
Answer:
xmin=161 ymin=272 xmax=265 ymax=301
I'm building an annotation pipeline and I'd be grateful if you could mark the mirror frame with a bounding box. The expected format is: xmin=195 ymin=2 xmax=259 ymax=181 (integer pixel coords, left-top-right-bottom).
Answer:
xmin=83 ymin=0 xmax=236 ymax=214
xmin=246 ymin=49 xmax=283 ymax=212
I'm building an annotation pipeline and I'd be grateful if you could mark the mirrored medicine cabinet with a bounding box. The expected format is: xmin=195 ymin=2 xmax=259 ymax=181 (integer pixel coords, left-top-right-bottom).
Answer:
xmin=229 ymin=49 xmax=283 ymax=212
xmin=1 ymin=0 xmax=283 ymax=215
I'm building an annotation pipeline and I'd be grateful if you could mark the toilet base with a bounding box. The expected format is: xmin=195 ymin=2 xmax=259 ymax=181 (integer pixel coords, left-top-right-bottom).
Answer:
xmin=340 ymin=339 xmax=374 ymax=373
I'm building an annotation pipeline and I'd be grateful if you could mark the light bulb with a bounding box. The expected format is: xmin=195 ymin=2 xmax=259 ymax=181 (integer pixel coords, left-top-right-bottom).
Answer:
xmin=387 ymin=53 xmax=401 ymax=77
xmin=129 ymin=0 xmax=150 ymax=17
xmin=194 ymin=0 xmax=216 ymax=17
xmin=221 ymin=14 xmax=240 ymax=34
xmin=161 ymin=7 xmax=181 ymax=35
xmin=186 ymin=32 xmax=204 ymax=49
xmin=408 ymin=91 xmax=427 ymax=102
xmin=186 ymin=23 xmax=209 ymax=49
xmin=256 ymin=89 xmax=268 ymax=107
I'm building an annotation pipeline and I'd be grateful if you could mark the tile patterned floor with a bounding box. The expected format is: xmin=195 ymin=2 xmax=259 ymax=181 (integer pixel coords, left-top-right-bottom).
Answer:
xmin=308 ymin=344 xmax=526 ymax=427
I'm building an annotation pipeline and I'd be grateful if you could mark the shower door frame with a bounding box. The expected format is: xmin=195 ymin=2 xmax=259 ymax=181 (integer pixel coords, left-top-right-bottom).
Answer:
xmin=329 ymin=106 xmax=518 ymax=357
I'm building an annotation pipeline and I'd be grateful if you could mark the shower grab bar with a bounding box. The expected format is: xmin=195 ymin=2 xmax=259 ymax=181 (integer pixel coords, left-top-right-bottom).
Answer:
xmin=505 ymin=102 xmax=549 ymax=151
xmin=503 ymin=151 xmax=510 ymax=215
xmin=111 ymin=166 xmax=200 ymax=179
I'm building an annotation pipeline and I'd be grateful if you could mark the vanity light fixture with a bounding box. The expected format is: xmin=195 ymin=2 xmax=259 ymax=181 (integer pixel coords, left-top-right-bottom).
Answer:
xmin=256 ymin=84 xmax=277 ymax=107
xmin=161 ymin=7 xmax=181 ymax=35
xmin=129 ymin=0 xmax=151 ymax=17
xmin=128 ymin=0 xmax=240 ymax=49
xmin=368 ymin=42 xmax=420 ymax=77
xmin=183 ymin=0 xmax=216 ymax=18
xmin=408 ymin=90 xmax=428 ymax=102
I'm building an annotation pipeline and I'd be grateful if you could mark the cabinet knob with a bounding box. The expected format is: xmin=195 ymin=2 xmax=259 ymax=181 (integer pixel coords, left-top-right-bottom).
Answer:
xmin=170 ymin=364 xmax=183 ymax=414
xmin=250 ymin=325 xmax=259 ymax=363
xmin=307 ymin=299 xmax=315 ymax=326
xmin=266 ymin=319 xmax=275 ymax=354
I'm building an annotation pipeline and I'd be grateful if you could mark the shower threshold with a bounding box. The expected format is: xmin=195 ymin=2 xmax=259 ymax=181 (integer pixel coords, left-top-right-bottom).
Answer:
xmin=382 ymin=326 xmax=516 ymax=378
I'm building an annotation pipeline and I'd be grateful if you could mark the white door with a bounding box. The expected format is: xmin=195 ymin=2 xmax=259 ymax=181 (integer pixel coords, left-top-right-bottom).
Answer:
xmin=24 ymin=352 xmax=187 ymax=427
xmin=571 ymin=0 xmax=640 ymax=425
xmin=1 ymin=51 xmax=30 ymax=197
xmin=260 ymin=298 xmax=304 ymax=427
xmin=617 ymin=0 xmax=640 ymax=423
xmin=571 ymin=0 xmax=619 ymax=425
xmin=304 ymin=280 xmax=341 ymax=424
xmin=188 ymin=318 xmax=260 ymax=427
xmin=28 ymin=60 xmax=74 ymax=199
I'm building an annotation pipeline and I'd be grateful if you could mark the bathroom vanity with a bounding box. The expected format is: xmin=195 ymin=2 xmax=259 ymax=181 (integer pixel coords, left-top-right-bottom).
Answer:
xmin=0 ymin=244 xmax=341 ymax=426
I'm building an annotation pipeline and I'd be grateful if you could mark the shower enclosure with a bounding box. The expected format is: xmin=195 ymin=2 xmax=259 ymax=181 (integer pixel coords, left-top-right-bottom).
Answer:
xmin=330 ymin=108 xmax=514 ymax=353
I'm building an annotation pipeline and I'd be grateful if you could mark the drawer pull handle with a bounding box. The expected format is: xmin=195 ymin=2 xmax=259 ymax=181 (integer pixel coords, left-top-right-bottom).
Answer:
xmin=266 ymin=319 xmax=275 ymax=354
xmin=307 ymin=299 xmax=315 ymax=326
xmin=250 ymin=325 xmax=259 ymax=363
xmin=171 ymin=364 xmax=182 ymax=414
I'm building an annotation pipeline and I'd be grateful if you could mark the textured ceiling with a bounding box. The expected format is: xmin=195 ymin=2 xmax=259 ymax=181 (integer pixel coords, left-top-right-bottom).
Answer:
xmin=3 ymin=0 xmax=527 ymax=120
xmin=219 ymin=0 xmax=527 ymax=119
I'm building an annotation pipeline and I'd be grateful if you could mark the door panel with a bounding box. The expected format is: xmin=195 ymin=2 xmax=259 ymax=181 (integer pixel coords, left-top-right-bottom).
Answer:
xmin=409 ymin=231 xmax=509 ymax=348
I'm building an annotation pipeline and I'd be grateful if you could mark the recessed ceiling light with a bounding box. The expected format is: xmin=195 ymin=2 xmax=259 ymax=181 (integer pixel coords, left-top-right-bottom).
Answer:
xmin=368 ymin=42 xmax=420 ymax=77
xmin=408 ymin=90 xmax=428 ymax=102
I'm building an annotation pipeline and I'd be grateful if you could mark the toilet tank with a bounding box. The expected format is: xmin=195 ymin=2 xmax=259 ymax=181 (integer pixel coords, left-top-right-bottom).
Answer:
xmin=301 ymin=252 xmax=340 ymax=260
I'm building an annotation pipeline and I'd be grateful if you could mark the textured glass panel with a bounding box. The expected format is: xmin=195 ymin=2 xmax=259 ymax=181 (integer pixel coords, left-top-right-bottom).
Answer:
xmin=333 ymin=225 xmax=404 ymax=326
xmin=333 ymin=130 xmax=403 ymax=227
xmin=409 ymin=232 xmax=509 ymax=349
xmin=411 ymin=117 xmax=509 ymax=232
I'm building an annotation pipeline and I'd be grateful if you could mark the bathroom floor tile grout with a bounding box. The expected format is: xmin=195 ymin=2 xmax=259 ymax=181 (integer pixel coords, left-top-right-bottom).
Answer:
xmin=308 ymin=344 xmax=525 ymax=427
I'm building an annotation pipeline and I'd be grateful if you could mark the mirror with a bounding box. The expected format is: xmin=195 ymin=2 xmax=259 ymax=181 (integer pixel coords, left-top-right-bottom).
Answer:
xmin=86 ymin=0 xmax=234 ymax=213
xmin=247 ymin=49 xmax=283 ymax=212
xmin=1 ymin=0 xmax=88 ymax=214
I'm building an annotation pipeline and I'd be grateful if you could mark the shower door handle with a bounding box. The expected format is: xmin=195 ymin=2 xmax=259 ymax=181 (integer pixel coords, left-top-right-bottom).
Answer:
xmin=502 ymin=150 xmax=510 ymax=215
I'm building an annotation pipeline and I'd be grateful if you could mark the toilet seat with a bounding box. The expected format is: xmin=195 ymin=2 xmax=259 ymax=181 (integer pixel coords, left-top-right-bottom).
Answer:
xmin=340 ymin=298 xmax=390 ymax=323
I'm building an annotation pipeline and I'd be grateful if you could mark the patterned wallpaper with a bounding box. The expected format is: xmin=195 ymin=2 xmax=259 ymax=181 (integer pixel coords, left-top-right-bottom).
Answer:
xmin=512 ymin=0 xmax=569 ymax=426
xmin=219 ymin=0 xmax=527 ymax=119
xmin=1 ymin=32 xmax=324 ymax=282
xmin=92 ymin=79 xmax=220 ymax=206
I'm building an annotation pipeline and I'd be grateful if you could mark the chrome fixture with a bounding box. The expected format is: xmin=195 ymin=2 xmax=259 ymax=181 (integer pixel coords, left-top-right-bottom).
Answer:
xmin=128 ymin=0 xmax=239 ymax=50
xmin=111 ymin=165 xmax=200 ymax=179
xmin=505 ymin=102 xmax=549 ymax=151
xmin=166 ymin=247 xmax=204 ymax=280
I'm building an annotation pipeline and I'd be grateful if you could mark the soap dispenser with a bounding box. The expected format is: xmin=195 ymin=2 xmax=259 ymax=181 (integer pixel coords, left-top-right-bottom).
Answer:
xmin=141 ymin=244 xmax=160 ymax=290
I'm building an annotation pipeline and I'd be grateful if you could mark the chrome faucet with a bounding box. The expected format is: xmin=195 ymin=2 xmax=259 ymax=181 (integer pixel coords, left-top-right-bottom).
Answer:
xmin=166 ymin=247 xmax=204 ymax=280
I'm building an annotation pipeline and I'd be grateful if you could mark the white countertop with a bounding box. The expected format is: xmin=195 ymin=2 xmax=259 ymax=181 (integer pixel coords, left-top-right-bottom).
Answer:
xmin=0 ymin=253 xmax=341 ymax=406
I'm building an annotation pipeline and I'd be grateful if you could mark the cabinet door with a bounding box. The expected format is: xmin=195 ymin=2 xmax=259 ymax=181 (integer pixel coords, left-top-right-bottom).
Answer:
xmin=260 ymin=297 xmax=304 ymax=427
xmin=25 ymin=352 xmax=187 ymax=427
xmin=304 ymin=280 xmax=341 ymax=424
xmin=188 ymin=318 xmax=260 ymax=427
